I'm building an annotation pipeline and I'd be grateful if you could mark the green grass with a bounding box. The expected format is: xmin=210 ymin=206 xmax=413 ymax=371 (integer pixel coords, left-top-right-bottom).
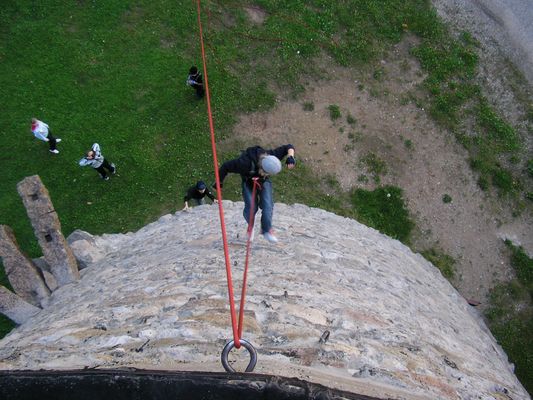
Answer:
xmin=350 ymin=186 xmax=414 ymax=243
xmin=360 ymin=152 xmax=387 ymax=183
xmin=303 ymin=101 xmax=314 ymax=111
xmin=486 ymin=241 xmax=533 ymax=394
xmin=421 ymin=248 xmax=455 ymax=279
xmin=328 ymin=104 xmax=341 ymax=120
xmin=409 ymin=16 xmax=528 ymax=198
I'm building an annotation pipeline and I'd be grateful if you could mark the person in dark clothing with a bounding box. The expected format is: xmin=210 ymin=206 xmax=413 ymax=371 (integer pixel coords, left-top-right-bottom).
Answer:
xmin=217 ymin=144 xmax=296 ymax=243
xmin=186 ymin=66 xmax=204 ymax=98
xmin=183 ymin=181 xmax=217 ymax=210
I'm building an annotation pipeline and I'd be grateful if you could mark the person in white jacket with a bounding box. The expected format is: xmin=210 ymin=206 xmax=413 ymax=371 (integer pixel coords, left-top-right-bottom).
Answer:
xmin=79 ymin=143 xmax=116 ymax=181
xmin=31 ymin=118 xmax=61 ymax=154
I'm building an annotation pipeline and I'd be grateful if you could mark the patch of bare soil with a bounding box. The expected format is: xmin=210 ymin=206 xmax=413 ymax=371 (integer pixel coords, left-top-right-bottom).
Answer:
xmin=229 ymin=36 xmax=533 ymax=306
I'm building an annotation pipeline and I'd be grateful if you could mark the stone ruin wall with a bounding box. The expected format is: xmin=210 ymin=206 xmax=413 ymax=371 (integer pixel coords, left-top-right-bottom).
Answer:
xmin=0 ymin=176 xmax=529 ymax=400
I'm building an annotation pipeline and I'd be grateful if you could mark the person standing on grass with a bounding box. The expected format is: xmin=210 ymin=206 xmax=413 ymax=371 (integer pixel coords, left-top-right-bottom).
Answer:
xmin=183 ymin=181 xmax=218 ymax=210
xmin=31 ymin=118 xmax=61 ymax=154
xmin=78 ymin=143 xmax=116 ymax=181
xmin=217 ymin=144 xmax=296 ymax=243
xmin=186 ymin=66 xmax=204 ymax=99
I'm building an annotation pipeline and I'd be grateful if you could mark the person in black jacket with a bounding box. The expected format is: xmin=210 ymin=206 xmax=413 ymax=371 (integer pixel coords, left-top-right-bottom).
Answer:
xmin=217 ymin=144 xmax=296 ymax=243
xmin=183 ymin=181 xmax=217 ymax=210
xmin=186 ymin=66 xmax=204 ymax=98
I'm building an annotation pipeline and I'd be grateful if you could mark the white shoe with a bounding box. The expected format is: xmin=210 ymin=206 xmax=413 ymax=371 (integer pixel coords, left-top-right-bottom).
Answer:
xmin=49 ymin=149 xmax=59 ymax=154
xmin=55 ymin=138 xmax=62 ymax=143
xmin=263 ymin=230 xmax=278 ymax=243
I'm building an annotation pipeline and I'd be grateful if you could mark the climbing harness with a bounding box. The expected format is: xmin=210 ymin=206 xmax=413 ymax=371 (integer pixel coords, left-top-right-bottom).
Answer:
xmin=195 ymin=0 xmax=257 ymax=373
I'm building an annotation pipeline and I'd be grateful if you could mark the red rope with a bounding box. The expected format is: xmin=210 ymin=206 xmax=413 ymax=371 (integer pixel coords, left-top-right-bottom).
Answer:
xmin=238 ymin=178 xmax=261 ymax=337
xmin=195 ymin=0 xmax=255 ymax=350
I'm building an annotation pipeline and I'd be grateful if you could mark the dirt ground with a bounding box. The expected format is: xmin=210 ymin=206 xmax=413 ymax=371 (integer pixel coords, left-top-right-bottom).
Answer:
xmin=227 ymin=24 xmax=533 ymax=306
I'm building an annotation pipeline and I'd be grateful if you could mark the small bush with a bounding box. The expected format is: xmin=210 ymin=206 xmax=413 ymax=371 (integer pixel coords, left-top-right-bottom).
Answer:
xmin=373 ymin=68 xmax=385 ymax=81
xmin=477 ymin=102 xmax=521 ymax=152
xmin=404 ymin=139 xmax=413 ymax=149
xmin=478 ymin=176 xmax=489 ymax=191
xmin=328 ymin=104 xmax=341 ymax=120
xmin=442 ymin=194 xmax=452 ymax=203
xmin=357 ymin=174 xmax=369 ymax=183
xmin=361 ymin=152 xmax=387 ymax=183
xmin=527 ymin=159 xmax=533 ymax=177
xmin=505 ymin=240 xmax=533 ymax=285
xmin=324 ymin=174 xmax=340 ymax=189
xmin=346 ymin=114 xmax=357 ymax=125
xmin=303 ymin=101 xmax=314 ymax=111
xmin=351 ymin=186 xmax=414 ymax=243
xmin=509 ymin=155 xmax=520 ymax=165
xmin=492 ymin=167 xmax=521 ymax=195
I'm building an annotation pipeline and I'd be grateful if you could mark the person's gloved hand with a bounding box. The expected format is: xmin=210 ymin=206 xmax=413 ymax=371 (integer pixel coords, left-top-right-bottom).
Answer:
xmin=286 ymin=156 xmax=295 ymax=168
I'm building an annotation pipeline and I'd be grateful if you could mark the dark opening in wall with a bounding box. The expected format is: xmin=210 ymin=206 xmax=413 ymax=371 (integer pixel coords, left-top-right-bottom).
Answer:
xmin=30 ymin=194 xmax=38 ymax=201
xmin=0 ymin=370 xmax=382 ymax=400
xmin=44 ymin=234 xmax=53 ymax=243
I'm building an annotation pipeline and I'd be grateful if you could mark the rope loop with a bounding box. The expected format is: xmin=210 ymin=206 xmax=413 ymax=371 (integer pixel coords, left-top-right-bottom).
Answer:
xmin=195 ymin=0 xmax=258 ymax=373
xmin=221 ymin=339 xmax=257 ymax=373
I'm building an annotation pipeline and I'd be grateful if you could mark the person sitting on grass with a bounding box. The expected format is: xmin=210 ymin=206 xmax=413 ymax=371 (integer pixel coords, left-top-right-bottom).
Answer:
xmin=183 ymin=181 xmax=217 ymax=210
xmin=186 ymin=66 xmax=204 ymax=99
xmin=79 ymin=143 xmax=116 ymax=181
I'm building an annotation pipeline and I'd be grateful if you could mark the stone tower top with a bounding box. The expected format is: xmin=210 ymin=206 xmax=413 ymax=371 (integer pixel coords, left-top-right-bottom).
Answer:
xmin=0 ymin=201 xmax=528 ymax=399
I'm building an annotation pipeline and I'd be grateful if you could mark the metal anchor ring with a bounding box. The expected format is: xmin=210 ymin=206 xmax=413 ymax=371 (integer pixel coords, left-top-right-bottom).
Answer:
xmin=221 ymin=339 xmax=257 ymax=373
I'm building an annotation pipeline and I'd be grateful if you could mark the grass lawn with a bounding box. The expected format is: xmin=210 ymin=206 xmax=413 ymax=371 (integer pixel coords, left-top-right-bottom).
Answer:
xmin=0 ymin=0 xmax=435 ymax=299
xmin=1 ymin=0 xmax=531 ymax=394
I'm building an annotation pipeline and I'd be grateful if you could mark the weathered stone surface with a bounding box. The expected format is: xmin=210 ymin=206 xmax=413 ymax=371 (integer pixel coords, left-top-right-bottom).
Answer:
xmin=16 ymin=176 xmax=79 ymax=286
xmin=67 ymin=230 xmax=107 ymax=270
xmin=32 ymin=257 xmax=58 ymax=292
xmin=0 ymin=225 xmax=50 ymax=307
xmin=0 ymin=286 xmax=40 ymax=324
xmin=0 ymin=202 xmax=528 ymax=400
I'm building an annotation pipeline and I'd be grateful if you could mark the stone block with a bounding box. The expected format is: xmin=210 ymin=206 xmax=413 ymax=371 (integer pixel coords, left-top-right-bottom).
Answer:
xmin=17 ymin=175 xmax=79 ymax=286
xmin=0 ymin=286 xmax=40 ymax=324
xmin=0 ymin=225 xmax=50 ymax=307
xmin=67 ymin=230 xmax=106 ymax=269
xmin=32 ymin=257 xmax=58 ymax=292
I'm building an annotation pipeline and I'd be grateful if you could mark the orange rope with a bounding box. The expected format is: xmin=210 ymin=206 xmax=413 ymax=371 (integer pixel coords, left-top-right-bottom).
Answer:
xmin=195 ymin=0 xmax=244 ymax=349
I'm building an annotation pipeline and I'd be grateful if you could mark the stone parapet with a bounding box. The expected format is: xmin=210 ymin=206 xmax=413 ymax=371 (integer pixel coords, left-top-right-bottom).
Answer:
xmin=0 ymin=286 xmax=40 ymax=325
xmin=0 ymin=225 xmax=50 ymax=307
xmin=16 ymin=176 xmax=79 ymax=286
